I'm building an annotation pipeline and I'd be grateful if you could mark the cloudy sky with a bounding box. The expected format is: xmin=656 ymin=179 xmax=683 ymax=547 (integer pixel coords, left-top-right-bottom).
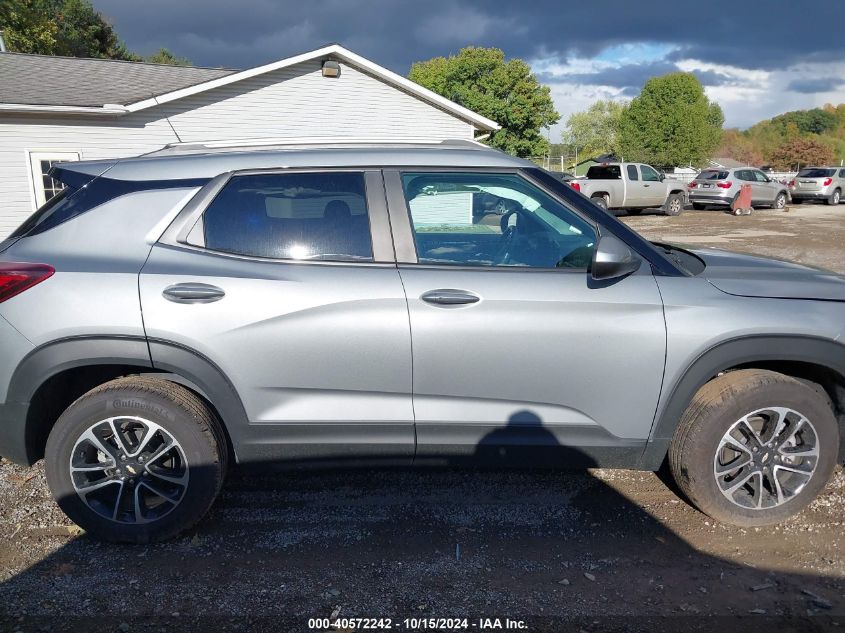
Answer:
xmin=95 ymin=0 xmax=845 ymax=138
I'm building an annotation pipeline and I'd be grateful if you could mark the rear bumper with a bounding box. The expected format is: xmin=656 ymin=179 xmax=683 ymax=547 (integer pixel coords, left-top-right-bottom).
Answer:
xmin=0 ymin=401 xmax=32 ymax=465
xmin=790 ymin=191 xmax=829 ymax=200
xmin=689 ymin=193 xmax=732 ymax=205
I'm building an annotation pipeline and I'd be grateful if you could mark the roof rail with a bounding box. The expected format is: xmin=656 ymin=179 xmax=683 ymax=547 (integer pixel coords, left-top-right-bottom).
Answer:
xmin=155 ymin=137 xmax=491 ymax=153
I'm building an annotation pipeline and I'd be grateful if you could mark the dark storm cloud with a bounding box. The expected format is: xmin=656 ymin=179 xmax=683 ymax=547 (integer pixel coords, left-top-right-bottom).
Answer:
xmin=787 ymin=77 xmax=845 ymax=93
xmin=93 ymin=0 xmax=845 ymax=73
xmin=543 ymin=62 xmax=734 ymax=90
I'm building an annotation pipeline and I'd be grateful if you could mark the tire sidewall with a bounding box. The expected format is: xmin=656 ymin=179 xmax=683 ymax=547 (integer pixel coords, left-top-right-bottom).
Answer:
xmin=45 ymin=388 xmax=221 ymax=543
xmin=682 ymin=379 xmax=838 ymax=526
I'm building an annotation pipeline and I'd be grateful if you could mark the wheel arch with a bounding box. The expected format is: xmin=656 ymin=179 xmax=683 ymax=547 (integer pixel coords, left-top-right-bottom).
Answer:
xmin=4 ymin=336 xmax=246 ymax=466
xmin=641 ymin=335 xmax=845 ymax=470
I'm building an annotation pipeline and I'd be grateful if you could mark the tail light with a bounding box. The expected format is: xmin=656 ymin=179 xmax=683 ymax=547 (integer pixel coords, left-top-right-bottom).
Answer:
xmin=0 ymin=263 xmax=54 ymax=303
xmin=716 ymin=181 xmax=733 ymax=189
xmin=788 ymin=179 xmax=795 ymax=187
xmin=570 ymin=182 xmax=581 ymax=192
xmin=823 ymin=177 xmax=833 ymax=186
xmin=688 ymin=181 xmax=697 ymax=188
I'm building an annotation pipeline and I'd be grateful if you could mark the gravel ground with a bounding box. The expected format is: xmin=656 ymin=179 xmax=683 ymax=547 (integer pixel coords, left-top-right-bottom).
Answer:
xmin=1 ymin=202 xmax=845 ymax=632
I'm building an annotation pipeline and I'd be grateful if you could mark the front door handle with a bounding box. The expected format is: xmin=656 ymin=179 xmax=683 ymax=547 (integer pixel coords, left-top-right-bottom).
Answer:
xmin=420 ymin=289 xmax=480 ymax=306
xmin=162 ymin=282 xmax=225 ymax=304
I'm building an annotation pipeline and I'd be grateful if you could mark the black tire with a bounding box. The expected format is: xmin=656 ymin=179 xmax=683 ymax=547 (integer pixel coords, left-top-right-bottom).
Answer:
xmin=626 ymin=208 xmax=643 ymax=216
xmin=773 ymin=191 xmax=787 ymax=209
xmin=663 ymin=193 xmax=684 ymax=216
xmin=669 ymin=369 xmax=838 ymax=527
xmin=45 ymin=376 xmax=227 ymax=543
xmin=692 ymin=203 xmax=706 ymax=211
xmin=591 ymin=195 xmax=608 ymax=211
xmin=826 ymin=189 xmax=841 ymax=206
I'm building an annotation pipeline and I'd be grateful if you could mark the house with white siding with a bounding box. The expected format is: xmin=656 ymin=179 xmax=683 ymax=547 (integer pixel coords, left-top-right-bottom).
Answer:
xmin=0 ymin=44 xmax=499 ymax=238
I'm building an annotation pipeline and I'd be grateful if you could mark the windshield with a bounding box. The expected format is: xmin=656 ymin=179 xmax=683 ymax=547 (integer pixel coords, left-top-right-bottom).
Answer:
xmin=797 ymin=168 xmax=835 ymax=178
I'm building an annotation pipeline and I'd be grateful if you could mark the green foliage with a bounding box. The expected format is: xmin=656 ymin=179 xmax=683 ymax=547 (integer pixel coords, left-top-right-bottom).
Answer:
xmin=561 ymin=99 xmax=626 ymax=159
xmin=145 ymin=48 xmax=191 ymax=66
xmin=769 ymin=137 xmax=835 ymax=170
xmin=409 ymin=47 xmax=560 ymax=157
xmin=0 ymin=0 xmax=190 ymax=65
xmin=618 ymin=72 xmax=724 ymax=167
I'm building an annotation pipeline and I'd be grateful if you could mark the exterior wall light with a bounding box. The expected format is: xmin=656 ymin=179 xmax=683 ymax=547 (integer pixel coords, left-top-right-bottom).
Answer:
xmin=322 ymin=60 xmax=341 ymax=78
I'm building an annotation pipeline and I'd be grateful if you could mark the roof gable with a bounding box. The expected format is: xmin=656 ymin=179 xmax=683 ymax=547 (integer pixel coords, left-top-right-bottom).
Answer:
xmin=0 ymin=45 xmax=499 ymax=131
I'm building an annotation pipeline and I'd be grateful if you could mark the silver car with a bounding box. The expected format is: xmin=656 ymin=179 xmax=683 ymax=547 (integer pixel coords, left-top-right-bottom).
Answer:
xmin=789 ymin=167 xmax=845 ymax=205
xmin=0 ymin=139 xmax=843 ymax=543
xmin=689 ymin=167 xmax=789 ymax=210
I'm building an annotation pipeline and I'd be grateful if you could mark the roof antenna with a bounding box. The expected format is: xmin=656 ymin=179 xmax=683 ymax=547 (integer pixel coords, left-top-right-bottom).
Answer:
xmin=150 ymin=92 xmax=182 ymax=143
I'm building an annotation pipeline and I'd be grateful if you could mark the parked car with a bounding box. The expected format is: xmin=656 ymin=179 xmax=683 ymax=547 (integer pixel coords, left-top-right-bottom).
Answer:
xmin=789 ymin=167 xmax=845 ymax=205
xmin=1 ymin=139 xmax=844 ymax=543
xmin=688 ymin=167 xmax=789 ymax=210
xmin=570 ymin=162 xmax=687 ymax=216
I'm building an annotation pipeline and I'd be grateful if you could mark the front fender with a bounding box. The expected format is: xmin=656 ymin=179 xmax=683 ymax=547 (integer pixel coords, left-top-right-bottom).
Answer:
xmin=640 ymin=335 xmax=845 ymax=469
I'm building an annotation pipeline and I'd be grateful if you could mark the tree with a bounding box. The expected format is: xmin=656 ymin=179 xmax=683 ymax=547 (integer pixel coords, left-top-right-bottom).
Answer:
xmin=716 ymin=129 xmax=764 ymax=166
xmin=409 ymin=47 xmax=560 ymax=157
xmin=0 ymin=0 xmax=190 ymax=65
xmin=618 ymin=72 xmax=724 ymax=167
xmin=145 ymin=48 xmax=191 ymax=66
xmin=562 ymin=100 xmax=626 ymax=160
xmin=769 ymin=137 xmax=834 ymax=171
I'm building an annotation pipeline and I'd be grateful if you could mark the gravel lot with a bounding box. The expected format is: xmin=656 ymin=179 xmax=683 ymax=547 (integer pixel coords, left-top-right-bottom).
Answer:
xmin=2 ymin=203 xmax=844 ymax=632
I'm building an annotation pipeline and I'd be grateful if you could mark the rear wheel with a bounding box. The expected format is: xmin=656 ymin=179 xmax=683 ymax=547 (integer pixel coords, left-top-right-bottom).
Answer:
xmin=669 ymin=369 xmax=838 ymax=527
xmin=45 ymin=376 xmax=226 ymax=543
xmin=591 ymin=195 xmax=609 ymax=211
xmin=826 ymin=189 xmax=841 ymax=206
xmin=663 ymin=193 xmax=684 ymax=216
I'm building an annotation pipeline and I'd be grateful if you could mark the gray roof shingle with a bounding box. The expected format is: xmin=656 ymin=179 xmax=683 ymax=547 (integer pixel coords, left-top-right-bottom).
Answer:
xmin=0 ymin=52 xmax=237 ymax=107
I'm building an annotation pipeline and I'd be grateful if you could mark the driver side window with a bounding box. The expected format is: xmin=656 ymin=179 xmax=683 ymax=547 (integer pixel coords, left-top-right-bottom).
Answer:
xmin=401 ymin=172 xmax=597 ymax=269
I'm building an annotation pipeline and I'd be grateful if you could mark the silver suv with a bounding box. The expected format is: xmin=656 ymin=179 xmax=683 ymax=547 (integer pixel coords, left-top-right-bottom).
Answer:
xmin=689 ymin=167 xmax=789 ymax=210
xmin=789 ymin=167 xmax=845 ymax=205
xmin=1 ymin=140 xmax=843 ymax=543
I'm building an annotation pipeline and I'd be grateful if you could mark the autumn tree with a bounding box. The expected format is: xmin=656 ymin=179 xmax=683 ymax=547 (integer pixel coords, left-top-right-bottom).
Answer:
xmin=770 ymin=137 xmax=835 ymax=170
xmin=618 ymin=72 xmax=724 ymax=166
xmin=409 ymin=47 xmax=560 ymax=157
xmin=717 ymin=129 xmax=764 ymax=166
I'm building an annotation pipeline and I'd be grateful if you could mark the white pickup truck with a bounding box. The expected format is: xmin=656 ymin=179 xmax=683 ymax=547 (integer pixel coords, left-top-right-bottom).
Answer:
xmin=570 ymin=162 xmax=688 ymax=216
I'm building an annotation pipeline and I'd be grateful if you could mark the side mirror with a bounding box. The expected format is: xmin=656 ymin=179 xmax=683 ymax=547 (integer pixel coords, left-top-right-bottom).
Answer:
xmin=591 ymin=235 xmax=641 ymax=281
xmin=658 ymin=173 xmax=665 ymax=182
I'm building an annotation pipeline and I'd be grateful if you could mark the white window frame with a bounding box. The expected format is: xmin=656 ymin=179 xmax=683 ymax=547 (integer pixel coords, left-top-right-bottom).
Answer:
xmin=26 ymin=151 xmax=82 ymax=209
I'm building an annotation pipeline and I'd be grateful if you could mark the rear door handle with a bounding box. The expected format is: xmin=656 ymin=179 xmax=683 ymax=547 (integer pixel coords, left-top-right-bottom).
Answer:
xmin=162 ymin=282 xmax=225 ymax=304
xmin=420 ymin=289 xmax=480 ymax=306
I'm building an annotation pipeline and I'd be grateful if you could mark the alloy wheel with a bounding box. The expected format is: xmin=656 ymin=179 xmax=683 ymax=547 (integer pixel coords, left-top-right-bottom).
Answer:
xmin=713 ymin=407 xmax=818 ymax=510
xmin=69 ymin=416 xmax=189 ymax=524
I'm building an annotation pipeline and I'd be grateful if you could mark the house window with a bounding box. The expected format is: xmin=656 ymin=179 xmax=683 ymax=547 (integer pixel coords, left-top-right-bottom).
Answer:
xmin=28 ymin=152 xmax=81 ymax=208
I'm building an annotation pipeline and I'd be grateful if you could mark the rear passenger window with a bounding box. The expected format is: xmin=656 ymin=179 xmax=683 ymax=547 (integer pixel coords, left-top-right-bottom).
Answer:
xmin=202 ymin=172 xmax=373 ymax=261
xmin=626 ymin=165 xmax=639 ymax=181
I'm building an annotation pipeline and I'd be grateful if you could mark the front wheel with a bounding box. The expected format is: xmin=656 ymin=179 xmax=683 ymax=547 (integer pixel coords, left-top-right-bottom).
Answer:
xmin=773 ymin=192 xmax=787 ymax=209
xmin=45 ymin=376 xmax=227 ymax=543
xmin=669 ymin=369 xmax=838 ymax=527
xmin=663 ymin=193 xmax=684 ymax=216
